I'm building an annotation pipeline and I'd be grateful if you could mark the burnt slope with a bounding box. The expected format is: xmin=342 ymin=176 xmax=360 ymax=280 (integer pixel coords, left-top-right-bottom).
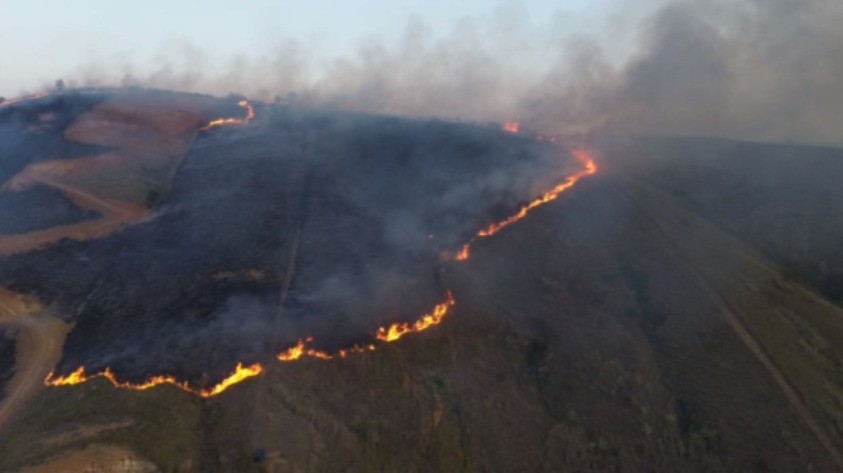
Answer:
xmin=0 ymin=186 xmax=98 ymax=234
xmin=0 ymin=93 xmax=110 ymax=184
xmin=0 ymin=91 xmax=574 ymax=385
xmin=3 ymin=135 xmax=843 ymax=473
xmin=0 ymin=329 xmax=15 ymax=396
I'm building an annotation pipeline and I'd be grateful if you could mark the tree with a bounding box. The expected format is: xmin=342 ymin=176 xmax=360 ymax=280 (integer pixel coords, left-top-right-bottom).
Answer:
xmin=55 ymin=79 xmax=65 ymax=92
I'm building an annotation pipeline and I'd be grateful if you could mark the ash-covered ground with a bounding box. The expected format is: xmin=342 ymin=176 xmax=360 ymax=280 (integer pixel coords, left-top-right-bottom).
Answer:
xmin=0 ymin=89 xmax=575 ymax=386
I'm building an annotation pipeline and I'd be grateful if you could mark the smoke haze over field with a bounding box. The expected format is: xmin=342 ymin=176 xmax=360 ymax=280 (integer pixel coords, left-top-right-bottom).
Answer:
xmin=4 ymin=0 xmax=843 ymax=144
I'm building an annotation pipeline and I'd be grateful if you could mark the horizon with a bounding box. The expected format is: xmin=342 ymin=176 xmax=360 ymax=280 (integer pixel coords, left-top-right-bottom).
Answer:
xmin=3 ymin=0 xmax=842 ymax=145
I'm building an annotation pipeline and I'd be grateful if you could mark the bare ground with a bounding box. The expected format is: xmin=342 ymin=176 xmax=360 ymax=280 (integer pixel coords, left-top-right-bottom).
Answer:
xmin=0 ymin=287 xmax=70 ymax=429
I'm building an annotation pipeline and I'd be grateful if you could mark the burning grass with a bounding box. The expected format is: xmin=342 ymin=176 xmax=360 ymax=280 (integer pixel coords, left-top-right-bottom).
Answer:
xmin=42 ymin=143 xmax=597 ymax=397
xmin=1 ymin=91 xmax=599 ymax=399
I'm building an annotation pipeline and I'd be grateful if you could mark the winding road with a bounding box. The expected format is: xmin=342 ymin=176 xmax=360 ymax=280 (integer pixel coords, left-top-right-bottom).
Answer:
xmin=0 ymin=289 xmax=69 ymax=429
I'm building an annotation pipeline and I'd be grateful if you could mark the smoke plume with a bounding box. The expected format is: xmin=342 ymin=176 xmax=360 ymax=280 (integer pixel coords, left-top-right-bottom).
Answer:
xmin=45 ymin=0 xmax=843 ymax=143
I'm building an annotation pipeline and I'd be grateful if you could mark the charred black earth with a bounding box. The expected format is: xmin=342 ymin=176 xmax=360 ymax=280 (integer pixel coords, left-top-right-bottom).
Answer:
xmin=0 ymin=89 xmax=575 ymax=386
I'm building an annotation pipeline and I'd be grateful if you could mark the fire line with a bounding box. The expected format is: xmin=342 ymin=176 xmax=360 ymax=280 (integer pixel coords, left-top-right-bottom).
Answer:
xmin=0 ymin=93 xmax=49 ymax=109
xmin=277 ymin=337 xmax=377 ymax=362
xmin=200 ymin=100 xmax=255 ymax=131
xmin=45 ymin=363 xmax=263 ymax=398
xmin=42 ymin=105 xmax=598 ymax=397
xmin=455 ymin=147 xmax=597 ymax=261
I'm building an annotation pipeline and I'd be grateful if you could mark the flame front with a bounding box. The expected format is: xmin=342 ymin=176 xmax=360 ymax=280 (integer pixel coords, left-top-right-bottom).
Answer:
xmin=277 ymin=338 xmax=376 ymax=362
xmin=200 ymin=100 xmax=255 ymax=131
xmin=41 ymin=105 xmax=598 ymax=398
xmin=475 ymin=148 xmax=597 ymax=239
xmin=0 ymin=93 xmax=48 ymax=109
xmin=45 ymin=362 xmax=263 ymax=398
xmin=375 ymin=292 xmax=456 ymax=342
xmin=455 ymin=243 xmax=471 ymax=261
xmin=277 ymin=339 xmax=309 ymax=361
xmin=503 ymin=120 xmax=520 ymax=133
xmin=200 ymin=363 xmax=263 ymax=397
xmin=450 ymin=146 xmax=597 ymax=261
xmin=45 ymin=366 xmax=87 ymax=386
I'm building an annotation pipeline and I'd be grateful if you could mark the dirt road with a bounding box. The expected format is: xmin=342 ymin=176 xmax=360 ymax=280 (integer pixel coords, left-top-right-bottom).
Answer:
xmin=0 ymin=288 xmax=70 ymax=429
xmin=0 ymin=172 xmax=150 ymax=256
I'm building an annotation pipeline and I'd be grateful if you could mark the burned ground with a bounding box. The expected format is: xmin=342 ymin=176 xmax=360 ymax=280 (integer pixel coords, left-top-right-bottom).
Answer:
xmin=0 ymin=93 xmax=110 ymax=184
xmin=0 ymin=186 xmax=98 ymax=234
xmin=0 ymin=329 xmax=14 ymax=395
xmin=0 ymin=91 xmax=569 ymax=385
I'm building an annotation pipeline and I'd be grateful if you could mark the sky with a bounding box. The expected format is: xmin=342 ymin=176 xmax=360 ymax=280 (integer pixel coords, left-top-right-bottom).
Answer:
xmin=8 ymin=0 xmax=839 ymax=145
xmin=0 ymin=0 xmax=622 ymax=98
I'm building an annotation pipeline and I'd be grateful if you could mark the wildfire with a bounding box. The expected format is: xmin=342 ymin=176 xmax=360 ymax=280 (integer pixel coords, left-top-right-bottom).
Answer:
xmin=277 ymin=337 xmax=377 ymax=362
xmin=277 ymin=338 xmax=309 ymax=361
xmin=478 ymin=148 xmax=596 ymax=238
xmin=0 ymin=92 xmax=48 ymax=109
xmin=451 ymin=146 xmax=597 ymax=260
xmin=45 ymin=362 xmax=263 ymax=398
xmin=503 ymin=120 xmax=520 ymax=134
xmin=375 ymin=291 xmax=456 ymax=342
xmin=200 ymin=100 xmax=255 ymax=131
xmin=275 ymin=291 xmax=457 ymax=361
xmin=455 ymin=243 xmax=471 ymax=261
xmin=38 ymin=98 xmax=598 ymax=398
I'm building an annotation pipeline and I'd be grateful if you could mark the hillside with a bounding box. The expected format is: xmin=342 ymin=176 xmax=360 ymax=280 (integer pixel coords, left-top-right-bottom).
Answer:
xmin=0 ymin=90 xmax=842 ymax=472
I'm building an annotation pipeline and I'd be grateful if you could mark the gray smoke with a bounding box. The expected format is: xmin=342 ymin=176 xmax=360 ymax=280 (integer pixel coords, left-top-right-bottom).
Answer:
xmin=65 ymin=0 xmax=843 ymax=145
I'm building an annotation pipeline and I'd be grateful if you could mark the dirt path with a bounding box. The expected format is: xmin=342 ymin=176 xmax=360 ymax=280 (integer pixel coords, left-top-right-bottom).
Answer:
xmin=29 ymin=175 xmax=147 ymax=219
xmin=0 ymin=94 xmax=206 ymax=257
xmin=0 ymin=93 xmax=226 ymax=430
xmin=0 ymin=172 xmax=151 ymax=256
xmin=0 ymin=288 xmax=70 ymax=429
xmin=620 ymin=185 xmax=843 ymax=472
xmin=0 ymin=218 xmax=139 ymax=257
xmin=701 ymin=281 xmax=843 ymax=471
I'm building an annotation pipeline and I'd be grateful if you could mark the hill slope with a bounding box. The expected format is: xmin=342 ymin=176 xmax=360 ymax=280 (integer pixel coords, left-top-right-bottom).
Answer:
xmin=0 ymin=92 xmax=842 ymax=472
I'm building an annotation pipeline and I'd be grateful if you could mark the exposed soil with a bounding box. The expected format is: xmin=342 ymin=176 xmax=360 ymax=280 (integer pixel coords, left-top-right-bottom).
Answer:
xmin=0 ymin=286 xmax=69 ymax=428
xmin=0 ymin=92 xmax=210 ymax=256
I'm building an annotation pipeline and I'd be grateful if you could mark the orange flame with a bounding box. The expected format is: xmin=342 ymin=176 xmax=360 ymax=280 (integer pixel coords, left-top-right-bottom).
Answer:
xmin=41 ymin=133 xmax=597 ymax=397
xmin=44 ymin=362 xmax=263 ymax=398
xmin=0 ymin=93 xmax=48 ymax=109
xmin=375 ymin=291 xmax=456 ymax=342
xmin=455 ymin=243 xmax=471 ymax=261
xmin=453 ymin=147 xmax=597 ymax=260
xmin=200 ymin=100 xmax=255 ymax=131
xmin=277 ymin=337 xmax=376 ymax=361
xmin=477 ymin=149 xmax=596 ymax=238
xmin=277 ymin=338 xmax=310 ymax=361
xmin=503 ymin=120 xmax=520 ymax=134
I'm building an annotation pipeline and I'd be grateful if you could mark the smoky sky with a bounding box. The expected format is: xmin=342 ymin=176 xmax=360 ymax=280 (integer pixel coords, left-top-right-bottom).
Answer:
xmin=19 ymin=0 xmax=843 ymax=145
